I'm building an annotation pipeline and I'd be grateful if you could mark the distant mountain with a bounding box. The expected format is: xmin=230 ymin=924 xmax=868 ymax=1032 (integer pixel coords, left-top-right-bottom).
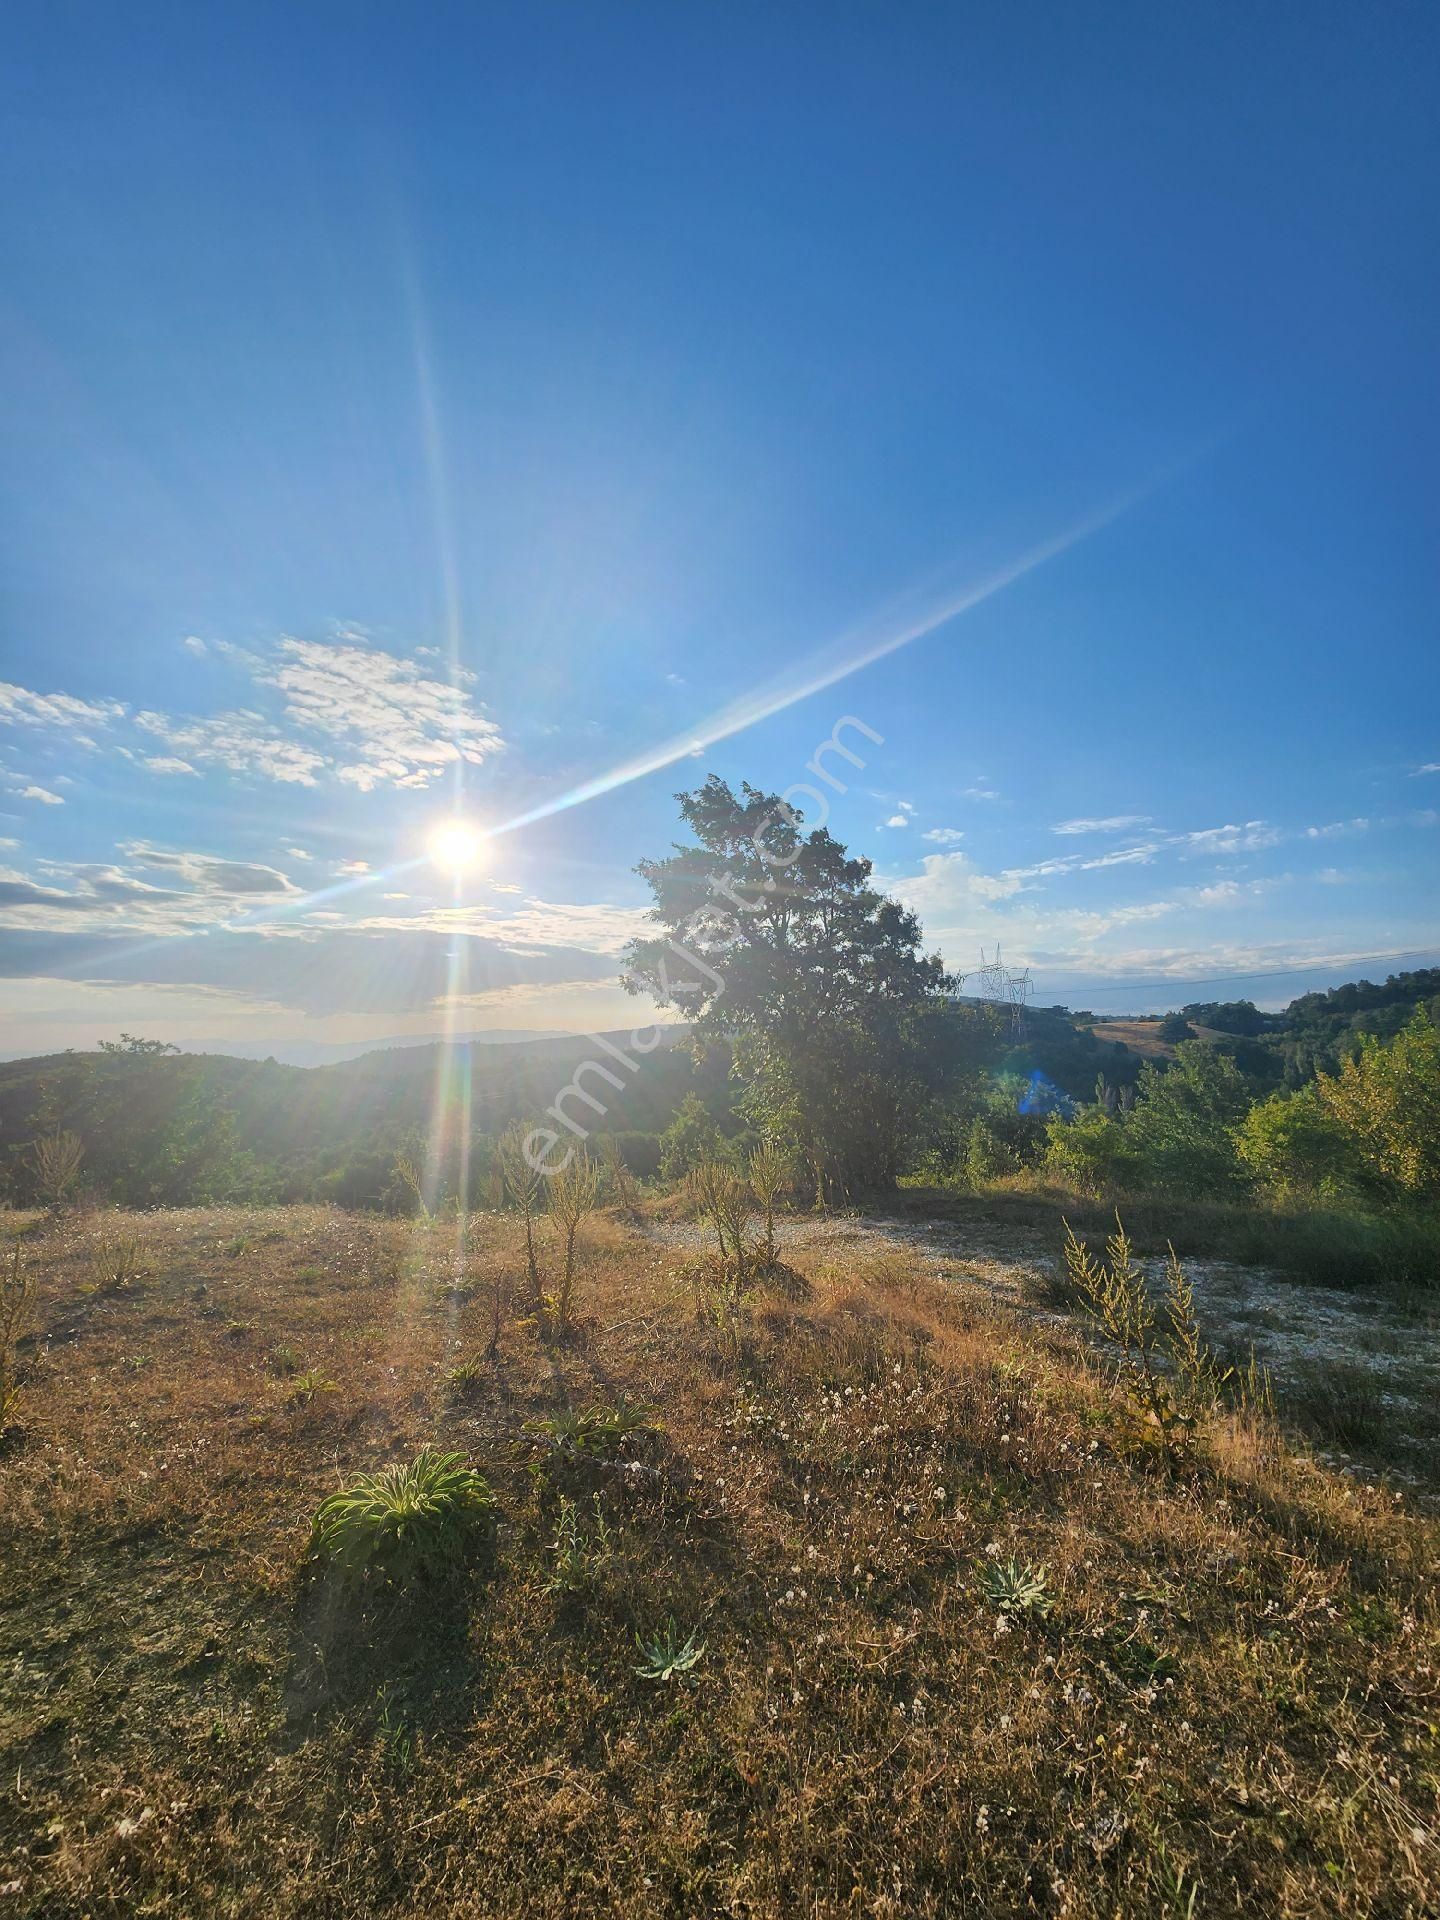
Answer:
xmin=159 ymin=1028 xmax=576 ymax=1067
xmin=0 ymin=1026 xmax=710 ymax=1210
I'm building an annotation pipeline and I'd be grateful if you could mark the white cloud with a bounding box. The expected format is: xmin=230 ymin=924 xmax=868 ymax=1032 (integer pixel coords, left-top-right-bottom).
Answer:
xmin=1304 ymin=818 xmax=1370 ymax=840
xmin=1181 ymin=821 xmax=1282 ymax=854
xmin=182 ymin=636 xmax=209 ymax=656
xmin=135 ymin=710 xmax=328 ymax=787
xmin=142 ymin=756 xmax=199 ymax=777
xmin=260 ymin=633 xmax=504 ymax=791
xmin=284 ymin=846 xmax=314 ymax=861
xmin=19 ymin=785 xmax=64 ymax=805
xmin=1052 ymin=814 xmax=1151 ymax=836
xmin=880 ymin=813 xmax=909 ymax=829
xmin=922 ymin=827 xmax=965 ymax=846
xmin=0 ymin=682 xmax=124 ymax=730
xmin=962 ymin=783 xmax=1000 ymax=801
xmin=892 ymin=851 xmax=1026 ymax=917
xmin=1079 ymin=843 xmax=1159 ymax=870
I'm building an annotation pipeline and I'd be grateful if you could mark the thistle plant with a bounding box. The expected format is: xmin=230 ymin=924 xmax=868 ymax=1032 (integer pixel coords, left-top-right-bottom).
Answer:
xmin=544 ymin=1151 xmax=599 ymax=1332
xmin=287 ymin=1367 xmax=339 ymax=1406
xmin=27 ymin=1131 xmax=85 ymax=1213
xmin=497 ymin=1124 xmax=543 ymax=1311
xmin=634 ymin=1620 xmax=706 ymax=1682
xmin=688 ymin=1158 xmax=750 ymax=1287
xmin=87 ymin=1222 xmax=147 ymax=1292
xmin=599 ymin=1132 xmax=636 ymax=1211
xmin=392 ymin=1152 xmax=429 ymax=1222
xmin=310 ymin=1447 xmax=497 ymax=1586
xmin=747 ymin=1140 xmax=791 ymax=1270
xmin=1061 ymin=1217 xmax=1228 ymax=1469
xmin=1 ymin=1242 xmax=36 ymax=1431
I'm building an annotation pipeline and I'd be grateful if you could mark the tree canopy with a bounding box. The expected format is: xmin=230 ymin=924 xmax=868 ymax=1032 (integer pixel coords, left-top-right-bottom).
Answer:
xmin=622 ymin=776 xmax=956 ymax=1198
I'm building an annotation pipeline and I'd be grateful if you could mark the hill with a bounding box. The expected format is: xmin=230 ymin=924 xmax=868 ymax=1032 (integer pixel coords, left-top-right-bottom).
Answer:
xmin=0 ymin=1030 xmax=715 ymax=1209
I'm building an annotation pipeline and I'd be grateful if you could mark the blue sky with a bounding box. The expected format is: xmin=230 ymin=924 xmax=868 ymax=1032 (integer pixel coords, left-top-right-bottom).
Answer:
xmin=1 ymin=2 xmax=1436 ymax=1058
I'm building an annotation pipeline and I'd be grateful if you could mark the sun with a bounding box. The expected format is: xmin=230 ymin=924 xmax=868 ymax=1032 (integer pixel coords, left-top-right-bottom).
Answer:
xmin=427 ymin=818 xmax=486 ymax=873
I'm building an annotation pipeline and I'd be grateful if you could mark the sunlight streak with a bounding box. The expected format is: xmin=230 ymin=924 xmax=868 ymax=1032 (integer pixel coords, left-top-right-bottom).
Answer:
xmin=485 ymin=464 xmax=1188 ymax=839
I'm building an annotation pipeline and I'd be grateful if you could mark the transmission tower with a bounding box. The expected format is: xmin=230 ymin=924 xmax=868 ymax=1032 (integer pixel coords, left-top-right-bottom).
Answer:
xmin=955 ymin=944 xmax=1033 ymax=1038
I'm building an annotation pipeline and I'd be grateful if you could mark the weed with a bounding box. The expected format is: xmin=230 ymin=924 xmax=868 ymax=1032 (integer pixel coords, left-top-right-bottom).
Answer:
xmin=310 ymin=1447 xmax=497 ymax=1586
xmin=526 ymin=1400 xmax=658 ymax=1461
xmin=0 ymin=1242 xmax=36 ymax=1430
xmin=393 ymin=1153 xmax=429 ymax=1222
xmin=1288 ymin=1360 xmax=1390 ymax=1448
xmin=634 ymin=1620 xmax=706 ymax=1682
xmin=978 ymin=1555 xmax=1055 ymax=1619
xmin=26 ymin=1131 xmax=85 ymax=1213
xmin=286 ymin=1368 xmax=339 ymax=1406
xmin=1062 ymin=1217 xmax=1227 ymax=1469
xmin=544 ymin=1152 xmax=599 ymax=1333
xmin=87 ymin=1223 xmax=147 ymax=1292
xmin=268 ymin=1344 xmax=303 ymax=1376
xmin=544 ymin=1494 xmax=617 ymax=1595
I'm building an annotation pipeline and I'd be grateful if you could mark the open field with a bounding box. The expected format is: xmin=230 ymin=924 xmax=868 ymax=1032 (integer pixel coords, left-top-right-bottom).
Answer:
xmin=2 ymin=1203 xmax=1437 ymax=1918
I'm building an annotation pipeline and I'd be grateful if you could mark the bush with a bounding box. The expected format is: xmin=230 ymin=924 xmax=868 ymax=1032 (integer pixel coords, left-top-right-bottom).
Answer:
xmin=1314 ymin=1010 xmax=1440 ymax=1202
xmin=1124 ymin=1043 xmax=1249 ymax=1197
xmin=1237 ymin=1085 xmax=1360 ymax=1200
xmin=1043 ymin=1107 xmax=1138 ymax=1197
xmin=310 ymin=1447 xmax=497 ymax=1586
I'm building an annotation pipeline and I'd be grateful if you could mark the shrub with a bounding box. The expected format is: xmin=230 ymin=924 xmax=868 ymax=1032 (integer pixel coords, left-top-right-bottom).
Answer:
xmin=310 ymin=1447 xmax=497 ymax=1586
xmin=659 ymin=1094 xmax=721 ymax=1182
xmin=1237 ymin=1085 xmax=1362 ymax=1200
xmin=1043 ymin=1106 xmax=1138 ymax=1197
xmin=1124 ymin=1043 xmax=1250 ymax=1197
xmin=1314 ymin=1011 xmax=1440 ymax=1202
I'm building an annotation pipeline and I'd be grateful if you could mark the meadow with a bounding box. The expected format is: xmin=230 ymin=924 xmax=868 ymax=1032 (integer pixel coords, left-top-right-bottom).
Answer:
xmin=2 ymin=1197 xmax=1436 ymax=1918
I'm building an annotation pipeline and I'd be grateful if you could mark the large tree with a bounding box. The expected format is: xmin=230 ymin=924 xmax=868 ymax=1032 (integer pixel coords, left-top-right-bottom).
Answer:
xmin=622 ymin=776 xmax=955 ymax=1199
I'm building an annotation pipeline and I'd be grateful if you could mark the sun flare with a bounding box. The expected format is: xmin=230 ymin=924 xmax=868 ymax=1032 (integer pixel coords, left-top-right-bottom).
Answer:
xmin=426 ymin=818 xmax=486 ymax=873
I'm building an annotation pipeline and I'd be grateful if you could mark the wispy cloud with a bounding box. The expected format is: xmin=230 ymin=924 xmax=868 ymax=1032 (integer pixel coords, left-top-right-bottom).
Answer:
xmin=18 ymin=785 xmax=64 ymax=806
xmin=258 ymin=631 xmax=504 ymax=790
xmin=922 ymin=827 xmax=965 ymax=846
xmin=120 ymin=842 xmax=299 ymax=895
xmin=135 ymin=710 xmax=328 ymax=786
xmin=0 ymin=682 xmax=124 ymax=730
xmin=1052 ymin=814 xmax=1151 ymax=836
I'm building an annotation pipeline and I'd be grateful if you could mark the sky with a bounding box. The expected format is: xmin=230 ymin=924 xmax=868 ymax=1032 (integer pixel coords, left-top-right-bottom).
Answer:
xmin=1 ymin=2 xmax=1437 ymax=1061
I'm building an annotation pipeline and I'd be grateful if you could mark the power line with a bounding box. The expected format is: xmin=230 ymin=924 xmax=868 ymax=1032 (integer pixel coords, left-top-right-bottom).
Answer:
xmin=1032 ymin=946 xmax=1440 ymax=999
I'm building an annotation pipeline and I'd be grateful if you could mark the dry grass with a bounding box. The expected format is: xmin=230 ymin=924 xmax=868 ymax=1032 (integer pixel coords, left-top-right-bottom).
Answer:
xmin=0 ymin=1203 xmax=1436 ymax=1918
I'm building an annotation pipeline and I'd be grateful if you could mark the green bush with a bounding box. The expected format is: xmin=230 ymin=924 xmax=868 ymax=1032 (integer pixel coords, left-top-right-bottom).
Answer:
xmin=1043 ymin=1106 xmax=1138 ymax=1197
xmin=1237 ymin=1084 xmax=1361 ymax=1200
xmin=310 ymin=1447 xmax=497 ymax=1586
